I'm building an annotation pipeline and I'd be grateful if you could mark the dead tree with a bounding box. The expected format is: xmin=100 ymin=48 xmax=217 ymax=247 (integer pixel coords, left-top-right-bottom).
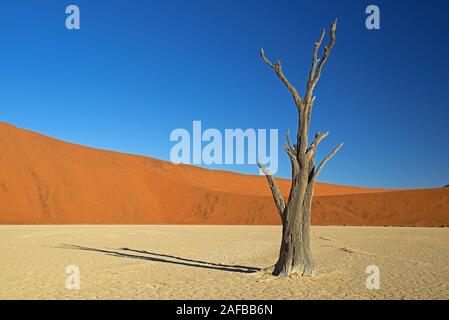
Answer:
xmin=259 ymin=19 xmax=342 ymax=277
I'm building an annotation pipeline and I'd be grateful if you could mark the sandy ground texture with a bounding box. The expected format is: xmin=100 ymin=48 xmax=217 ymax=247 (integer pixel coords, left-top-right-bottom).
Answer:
xmin=0 ymin=225 xmax=448 ymax=300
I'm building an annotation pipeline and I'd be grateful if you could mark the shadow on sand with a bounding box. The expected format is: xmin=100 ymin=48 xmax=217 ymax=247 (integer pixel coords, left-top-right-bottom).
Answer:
xmin=59 ymin=244 xmax=260 ymax=274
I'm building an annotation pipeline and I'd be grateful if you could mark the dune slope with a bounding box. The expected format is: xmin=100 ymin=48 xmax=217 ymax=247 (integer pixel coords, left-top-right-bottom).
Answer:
xmin=0 ymin=122 xmax=447 ymax=226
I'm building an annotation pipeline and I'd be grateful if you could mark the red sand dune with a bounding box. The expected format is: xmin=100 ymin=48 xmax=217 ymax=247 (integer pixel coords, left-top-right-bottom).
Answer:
xmin=0 ymin=122 xmax=447 ymax=226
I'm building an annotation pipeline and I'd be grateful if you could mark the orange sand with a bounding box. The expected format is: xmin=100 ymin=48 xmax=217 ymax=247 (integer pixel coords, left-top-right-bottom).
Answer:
xmin=0 ymin=122 xmax=447 ymax=226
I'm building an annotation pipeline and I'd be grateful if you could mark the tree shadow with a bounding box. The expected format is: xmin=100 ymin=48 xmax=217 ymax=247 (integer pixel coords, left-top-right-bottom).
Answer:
xmin=59 ymin=244 xmax=260 ymax=274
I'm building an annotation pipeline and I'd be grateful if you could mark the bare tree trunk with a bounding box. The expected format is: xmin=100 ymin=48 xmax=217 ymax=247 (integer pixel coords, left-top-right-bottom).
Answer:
xmin=273 ymin=181 xmax=301 ymax=276
xmin=259 ymin=20 xmax=343 ymax=277
xmin=301 ymin=176 xmax=316 ymax=276
xmin=272 ymin=178 xmax=315 ymax=277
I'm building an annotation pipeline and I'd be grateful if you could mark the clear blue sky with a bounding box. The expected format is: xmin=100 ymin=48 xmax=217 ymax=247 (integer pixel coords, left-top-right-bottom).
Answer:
xmin=1 ymin=0 xmax=448 ymax=189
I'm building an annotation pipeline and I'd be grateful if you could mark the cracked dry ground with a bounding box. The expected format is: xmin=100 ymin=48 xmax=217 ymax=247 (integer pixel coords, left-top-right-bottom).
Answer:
xmin=0 ymin=225 xmax=448 ymax=299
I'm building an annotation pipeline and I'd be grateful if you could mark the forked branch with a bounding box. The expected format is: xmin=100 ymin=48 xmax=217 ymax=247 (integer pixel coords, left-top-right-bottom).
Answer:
xmin=311 ymin=20 xmax=337 ymax=88
xmin=307 ymin=29 xmax=326 ymax=87
xmin=307 ymin=131 xmax=329 ymax=159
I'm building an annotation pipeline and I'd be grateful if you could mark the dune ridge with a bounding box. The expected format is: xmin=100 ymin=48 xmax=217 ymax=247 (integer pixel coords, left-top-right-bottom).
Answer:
xmin=0 ymin=122 xmax=447 ymax=226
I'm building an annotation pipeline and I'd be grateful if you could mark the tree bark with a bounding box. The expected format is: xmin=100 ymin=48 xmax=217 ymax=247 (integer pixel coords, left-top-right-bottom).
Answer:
xmin=259 ymin=19 xmax=342 ymax=277
xmin=272 ymin=177 xmax=315 ymax=277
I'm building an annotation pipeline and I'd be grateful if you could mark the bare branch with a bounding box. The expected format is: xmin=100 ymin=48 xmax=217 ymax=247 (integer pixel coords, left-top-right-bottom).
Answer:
xmin=258 ymin=162 xmax=286 ymax=217
xmin=312 ymin=143 xmax=343 ymax=181
xmin=312 ymin=19 xmax=337 ymax=86
xmin=284 ymin=129 xmax=297 ymax=157
xmin=284 ymin=144 xmax=297 ymax=161
xmin=308 ymin=94 xmax=316 ymax=115
xmin=285 ymin=128 xmax=293 ymax=150
xmin=308 ymin=29 xmax=326 ymax=85
xmin=306 ymin=131 xmax=329 ymax=164
xmin=301 ymin=28 xmax=328 ymax=158
xmin=309 ymin=131 xmax=329 ymax=151
xmin=260 ymin=48 xmax=275 ymax=68
xmin=260 ymin=49 xmax=303 ymax=109
xmin=283 ymin=129 xmax=301 ymax=171
xmin=302 ymin=20 xmax=337 ymax=142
